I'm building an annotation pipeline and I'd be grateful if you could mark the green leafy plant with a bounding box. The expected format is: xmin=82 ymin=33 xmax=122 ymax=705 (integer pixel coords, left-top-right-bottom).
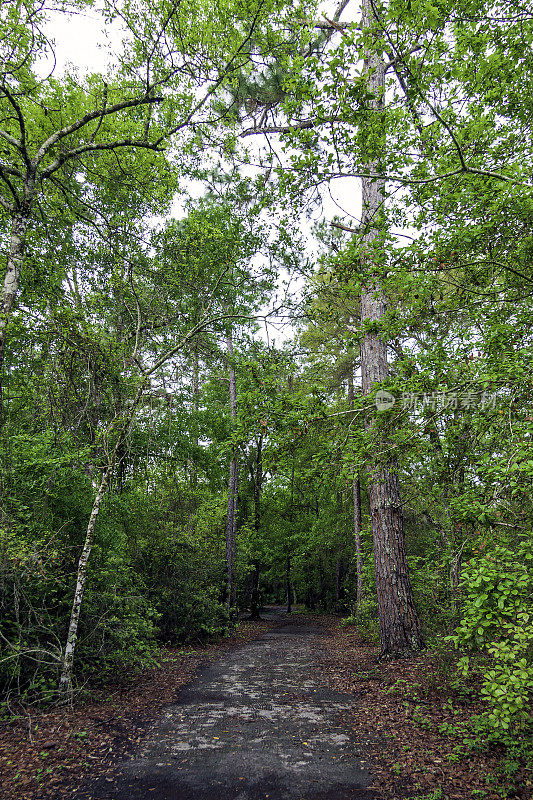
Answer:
xmin=447 ymin=539 xmax=533 ymax=738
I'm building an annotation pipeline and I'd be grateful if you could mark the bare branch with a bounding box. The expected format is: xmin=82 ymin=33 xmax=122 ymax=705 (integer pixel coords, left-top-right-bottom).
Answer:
xmin=0 ymin=164 xmax=19 ymax=206
xmin=0 ymin=161 xmax=23 ymax=178
xmin=331 ymin=221 xmax=360 ymax=233
xmin=1 ymin=85 xmax=31 ymax=169
xmin=241 ymin=116 xmax=345 ymax=137
xmin=154 ymin=0 xmax=267 ymax=144
xmin=242 ymin=119 xmax=318 ymax=137
xmin=88 ymin=82 xmax=108 ymax=144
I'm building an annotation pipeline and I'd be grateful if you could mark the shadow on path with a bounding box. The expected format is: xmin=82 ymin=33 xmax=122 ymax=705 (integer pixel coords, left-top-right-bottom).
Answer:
xmin=86 ymin=609 xmax=379 ymax=800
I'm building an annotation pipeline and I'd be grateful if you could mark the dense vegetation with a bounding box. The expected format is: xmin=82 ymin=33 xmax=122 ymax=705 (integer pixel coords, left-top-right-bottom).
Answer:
xmin=0 ymin=0 xmax=531 ymax=783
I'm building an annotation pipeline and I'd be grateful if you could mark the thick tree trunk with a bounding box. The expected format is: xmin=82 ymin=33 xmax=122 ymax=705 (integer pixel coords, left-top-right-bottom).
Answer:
xmin=58 ymin=466 xmax=112 ymax=702
xmin=359 ymin=0 xmax=424 ymax=656
xmin=224 ymin=333 xmax=238 ymax=612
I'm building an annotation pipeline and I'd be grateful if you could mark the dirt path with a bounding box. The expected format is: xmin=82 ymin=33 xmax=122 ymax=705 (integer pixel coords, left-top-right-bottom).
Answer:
xmin=83 ymin=612 xmax=379 ymax=800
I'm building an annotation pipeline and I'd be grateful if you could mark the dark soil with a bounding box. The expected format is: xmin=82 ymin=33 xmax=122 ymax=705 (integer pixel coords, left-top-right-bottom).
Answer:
xmin=315 ymin=617 xmax=531 ymax=800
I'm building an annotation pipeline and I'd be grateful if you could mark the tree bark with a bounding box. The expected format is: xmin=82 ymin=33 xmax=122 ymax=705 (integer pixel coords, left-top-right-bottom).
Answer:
xmin=225 ymin=456 xmax=238 ymax=611
xmin=286 ymin=556 xmax=292 ymax=614
xmin=359 ymin=0 xmax=424 ymax=656
xmin=58 ymin=466 xmax=112 ymax=702
xmin=348 ymin=368 xmax=364 ymax=607
xmin=224 ymin=332 xmax=238 ymax=612
xmin=190 ymin=345 xmax=199 ymax=490
xmin=0 ymin=207 xmax=32 ymax=431
xmin=250 ymin=562 xmax=261 ymax=619
xmin=249 ymin=434 xmax=263 ymax=619
xmin=58 ymin=380 xmax=147 ymax=702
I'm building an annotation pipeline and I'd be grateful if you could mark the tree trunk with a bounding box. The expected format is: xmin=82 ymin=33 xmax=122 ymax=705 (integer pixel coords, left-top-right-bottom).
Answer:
xmin=225 ymin=456 xmax=238 ymax=611
xmin=58 ymin=381 xmax=146 ymax=701
xmin=335 ymin=556 xmax=342 ymax=610
xmin=348 ymin=367 xmax=364 ymax=606
xmin=359 ymin=0 xmax=424 ymax=657
xmin=190 ymin=345 xmax=199 ymax=490
xmin=0 ymin=210 xmax=31 ymax=430
xmin=286 ymin=556 xmax=292 ymax=614
xmin=58 ymin=466 xmax=112 ymax=702
xmin=249 ymin=434 xmax=263 ymax=619
xmin=353 ymin=476 xmax=364 ymax=605
xmin=250 ymin=562 xmax=261 ymax=619
xmin=224 ymin=332 xmax=238 ymax=612
xmin=450 ymin=544 xmax=462 ymax=611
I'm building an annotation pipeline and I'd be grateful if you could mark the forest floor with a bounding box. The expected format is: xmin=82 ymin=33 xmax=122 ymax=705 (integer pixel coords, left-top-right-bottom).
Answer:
xmin=0 ymin=610 xmax=529 ymax=800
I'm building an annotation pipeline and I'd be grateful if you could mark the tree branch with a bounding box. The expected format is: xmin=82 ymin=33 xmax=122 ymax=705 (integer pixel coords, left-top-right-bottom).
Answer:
xmin=0 ymin=192 xmax=14 ymax=212
xmin=1 ymin=85 xmax=31 ymax=169
xmin=0 ymin=126 xmax=22 ymax=151
xmin=331 ymin=221 xmax=360 ymax=233
xmin=241 ymin=117 xmax=343 ymax=137
xmin=40 ymin=138 xmax=165 ymax=178
xmin=35 ymin=94 xmax=164 ymax=166
xmin=154 ymin=0 xmax=267 ymax=144
xmin=0 ymin=165 xmax=19 ymax=206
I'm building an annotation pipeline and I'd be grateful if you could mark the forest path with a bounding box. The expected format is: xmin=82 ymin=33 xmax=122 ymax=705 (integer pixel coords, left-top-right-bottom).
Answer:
xmin=86 ymin=610 xmax=379 ymax=800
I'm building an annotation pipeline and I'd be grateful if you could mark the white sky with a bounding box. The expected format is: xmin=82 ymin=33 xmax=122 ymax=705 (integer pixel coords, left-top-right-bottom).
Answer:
xmin=44 ymin=7 xmax=114 ymax=76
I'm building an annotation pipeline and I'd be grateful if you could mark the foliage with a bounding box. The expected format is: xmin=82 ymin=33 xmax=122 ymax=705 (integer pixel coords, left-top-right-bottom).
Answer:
xmin=0 ymin=18 xmax=532 ymax=800
xmin=447 ymin=539 xmax=533 ymax=737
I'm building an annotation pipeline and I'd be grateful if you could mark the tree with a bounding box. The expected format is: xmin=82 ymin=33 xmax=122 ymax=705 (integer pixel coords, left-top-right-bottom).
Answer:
xmin=357 ymin=0 xmax=424 ymax=654
xmin=224 ymin=330 xmax=239 ymax=611
xmin=0 ymin=0 xmax=281 ymax=423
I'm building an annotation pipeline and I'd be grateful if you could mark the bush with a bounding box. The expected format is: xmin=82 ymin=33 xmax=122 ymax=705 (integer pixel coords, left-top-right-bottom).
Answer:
xmin=446 ymin=538 xmax=533 ymax=738
xmin=78 ymin=558 xmax=161 ymax=679
xmin=342 ymin=595 xmax=380 ymax=642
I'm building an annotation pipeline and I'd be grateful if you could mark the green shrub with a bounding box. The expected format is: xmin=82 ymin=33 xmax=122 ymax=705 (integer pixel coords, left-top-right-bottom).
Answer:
xmin=79 ymin=572 xmax=161 ymax=678
xmin=343 ymin=595 xmax=380 ymax=642
xmin=446 ymin=538 xmax=533 ymax=738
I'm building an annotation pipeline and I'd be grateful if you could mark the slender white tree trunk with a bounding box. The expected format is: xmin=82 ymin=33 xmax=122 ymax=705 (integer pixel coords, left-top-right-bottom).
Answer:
xmin=58 ymin=384 xmax=145 ymax=702
xmin=58 ymin=467 xmax=112 ymax=702
xmin=0 ymin=210 xmax=31 ymax=431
